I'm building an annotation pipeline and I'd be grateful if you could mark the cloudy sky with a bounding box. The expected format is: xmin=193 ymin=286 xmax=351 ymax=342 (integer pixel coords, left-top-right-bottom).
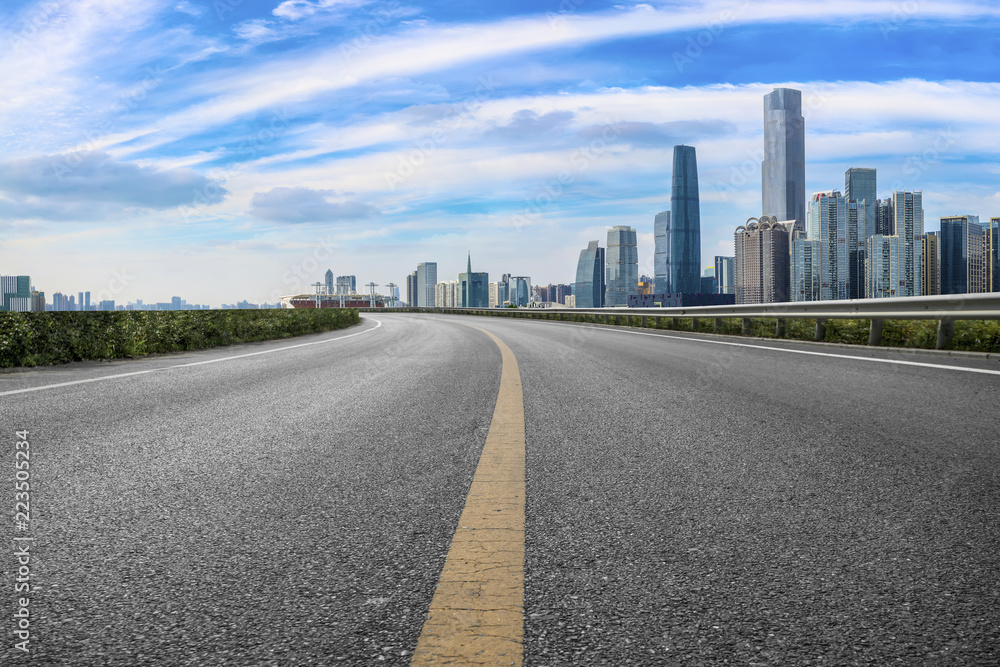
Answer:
xmin=1 ymin=0 xmax=998 ymax=306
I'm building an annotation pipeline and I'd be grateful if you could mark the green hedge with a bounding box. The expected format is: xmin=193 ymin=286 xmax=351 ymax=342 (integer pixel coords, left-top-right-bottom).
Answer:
xmin=0 ymin=309 xmax=361 ymax=368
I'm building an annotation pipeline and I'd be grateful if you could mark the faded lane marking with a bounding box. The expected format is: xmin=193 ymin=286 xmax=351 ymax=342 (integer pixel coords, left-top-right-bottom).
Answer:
xmin=412 ymin=326 xmax=526 ymax=666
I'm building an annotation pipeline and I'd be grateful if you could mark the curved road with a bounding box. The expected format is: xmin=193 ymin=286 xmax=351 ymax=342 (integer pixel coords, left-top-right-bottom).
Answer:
xmin=2 ymin=313 xmax=999 ymax=665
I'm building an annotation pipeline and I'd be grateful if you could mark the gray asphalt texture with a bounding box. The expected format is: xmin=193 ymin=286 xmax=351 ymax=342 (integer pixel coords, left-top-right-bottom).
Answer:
xmin=3 ymin=313 xmax=999 ymax=665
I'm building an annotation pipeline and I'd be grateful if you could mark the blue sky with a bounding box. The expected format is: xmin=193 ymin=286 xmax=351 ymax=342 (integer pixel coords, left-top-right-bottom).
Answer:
xmin=1 ymin=0 xmax=998 ymax=306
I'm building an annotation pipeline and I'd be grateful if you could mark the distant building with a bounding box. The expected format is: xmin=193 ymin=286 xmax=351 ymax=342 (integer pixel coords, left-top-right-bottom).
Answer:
xmin=893 ymin=190 xmax=924 ymax=297
xmin=734 ymin=217 xmax=790 ymax=304
xmin=511 ymin=277 xmax=531 ymax=307
xmin=876 ymin=198 xmax=895 ymax=236
xmin=416 ymin=262 xmax=437 ymax=307
xmin=940 ymin=215 xmax=985 ymax=294
xmin=575 ymin=241 xmax=605 ymax=308
xmin=459 ymin=254 xmax=489 ymax=308
xmin=564 ymin=294 xmax=576 ymax=308
xmin=807 ymin=190 xmax=865 ymax=300
xmin=866 ymin=235 xmax=903 ymax=299
xmin=606 ymin=225 xmax=638 ymax=307
xmin=324 ymin=269 xmax=334 ymax=295
xmin=1 ymin=276 xmax=31 ymax=312
xmin=670 ymin=145 xmax=701 ymax=293
xmin=488 ymin=282 xmax=499 ymax=307
xmin=336 ymin=275 xmax=356 ymax=295
xmin=991 ymin=218 xmax=1000 ymax=292
xmin=654 ymin=210 xmax=670 ymax=294
xmin=762 ymin=88 xmax=806 ymax=232
xmin=790 ymin=233 xmax=822 ymax=302
xmin=921 ymin=232 xmax=941 ymax=296
xmin=436 ymin=280 xmax=460 ymax=308
xmin=845 ymin=167 xmax=878 ymax=241
xmin=714 ymin=256 xmax=735 ymax=295
xmin=406 ymin=271 xmax=417 ymax=307
xmin=637 ymin=275 xmax=654 ymax=296
xmin=31 ymin=290 xmax=45 ymax=312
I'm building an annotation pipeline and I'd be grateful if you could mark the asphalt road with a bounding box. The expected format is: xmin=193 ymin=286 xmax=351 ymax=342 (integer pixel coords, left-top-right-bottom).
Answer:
xmin=2 ymin=312 xmax=999 ymax=665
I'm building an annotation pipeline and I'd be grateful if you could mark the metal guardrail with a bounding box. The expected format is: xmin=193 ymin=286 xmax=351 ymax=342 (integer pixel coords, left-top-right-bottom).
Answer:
xmin=361 ymin=293 xmax=1000 ymax=349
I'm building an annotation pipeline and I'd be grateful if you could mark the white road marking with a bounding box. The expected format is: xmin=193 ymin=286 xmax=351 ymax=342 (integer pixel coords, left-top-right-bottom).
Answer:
xmin=0 ymin=318 xmax=382 ymax=397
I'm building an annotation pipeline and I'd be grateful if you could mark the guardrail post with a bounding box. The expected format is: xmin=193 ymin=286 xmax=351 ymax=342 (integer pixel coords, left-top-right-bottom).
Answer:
xmin=775 ymin=318 xmax=786 ymax=338
xmin=815 ymin=318 xmax=827 ymax=341
xmin=670 ymin=317 xmax=678 ymax=330
xmin=868 ymin=319 xmax=884 ymax=346
xmin=713 ymin=317 xmax=722 ymax=333
xmin=936 ymin=319 xmax=954 ymax=350
xmin=640 ymin=315 xmax=647 ymax=328
xmin=691 ymin=317 xmax=700 ymax=332
xmin=741 ymin=318 xmax=751 ymax=335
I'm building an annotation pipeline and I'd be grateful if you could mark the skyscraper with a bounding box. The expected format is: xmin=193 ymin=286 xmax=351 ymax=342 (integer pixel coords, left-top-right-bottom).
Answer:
xmin=790 ymin=232 xmax=822 ymax=302
xmin=876 ymin=198 xmax=895 ymax=236
xmin=654 ymin=211 xmax=670 ymax=295
xmin=416 ymin=262 xmax=437 ymax=307
xmin=1 ymin=276 xmax=31 ymax=312
xmin=714 ymin=256 xmax=735 ymax=295
xmin=734 ymin=217 xmax=790 ymax=304
xmin=670 ymin=145 xmax=701 ymax=293
xmin=605 ymin=225 xmax=638 ymax=306
xmin=921 ymin=232 xmax=941 ymax=296
xmin=762 ymin=88 xmax=806 ymax=232
xmin=866 ymin=234 xmax=903 ymax=299
xmin=807 ymin=190 xmax=865 ymax=300
xmin=324 ymin=269 xmax=334 ymax=295
xmin=575 ymin=241 xmax=605 ymax=308
xmin=940 ymin=215 xmax=985 ymax=294
xmin=845 ymin=168 xmax=878 ymax=241
xmin=459 ymin=253 xmax=489 ymax=308
xmin=893 ymin=190 xmax=923 ymax=297
xmin=335 ymin=275 xmax=356 ymax=295
xmin=991 ymin=218 xmax=999 ymax=293
xmin=406 ymin=271 xmax=417 ymax=306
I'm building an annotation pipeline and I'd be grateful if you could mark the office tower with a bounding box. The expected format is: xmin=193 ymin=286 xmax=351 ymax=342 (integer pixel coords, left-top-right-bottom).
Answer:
xmin=416 ymin=262 xmax=437 ymax=307
xmin=555 ymin=284 xmax=572 ymax=304
xmin=893 ymin=191 xmax=923 ymax=296
xmin=791 ymin=232 xmax=822 ymax=302
xmin=406 ymin=271 xmax=417 ymax=306
xmin=637 ymin=275 xmax=654 ymax=296
xmin=807 ymin=191 xmax=865 ymax=300
xmin=606 ymin=225 xmax=638 ymax=306
xmin=939 ymin=215 xmax=985 ymax=294
xmin=497 ymin=274 xmax=511 ymax=305
xmin=734 ymin=217 xmax=790 ymax=304
xmin=171 ymin=296 xmax=182 ymax=310
xmin=876 ymin=198 xmax=895 ymax=236
xmin=1 ymin=276 xmax=32 ymax=312
xmin=991 ymin=218 xmax=999 ymax=292
xmin=335 ymin=275 xmax=356 ymax=295
xmin=575 ymin=241 xmax=605 ymax=308
xmin=324 ymin=270 xmax=334 ymax=295
xmin=866 ymin=235 xmax=903 ymax=298
xmin=714 ymin=256 xmax=735 ymax=295
xmin=845 ymin=168 xmax=878 ymax=241
xmin=31 ymin=291 xmax=45 ymax=312
xmin=459 ymin=254 xmax=489 ymax=308
xmin=507 ymin=277 xmax=531 ymax=307
xmin=921 ymin=232 xmax=941 ymax=296
xmin=78 ymin=291 xmax=84 ymax=311
xmin=654 ymin=211 xmax=670 ymax=294
xmin=84 ymin=291 xmax=91 ymax=311
xmin=488 ymin=282 xmax=499 ymax=307
xmin=670 ymin=145 xmax=701 ymax=293
xmin=700 ymin=274 xmax=716 ymax=295
xmin=762 ymin=88 xmax=806 ymax=232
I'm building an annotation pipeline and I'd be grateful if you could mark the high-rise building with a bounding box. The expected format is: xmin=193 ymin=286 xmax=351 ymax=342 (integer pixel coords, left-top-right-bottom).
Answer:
xmin=406 ymin=271 xmax=417 ymax=306
xmin=606 ymin=225 xmax=638 ymax=306
xmin=497 ymin=274 xmax=511 ymax=305
xmin=762 ymin=88 xmax=806 ymax=232
xmin=845 ymin=168 xmax=878 ymax=241
xmin=324 ymin=269 xmax=334 ymax=295
xmin=939 ymin=215 xmax=985 ymax=294
xmin=488 ymin=282 xmax=499 ymax=307
xmin=670 ymin=145 xmax=701 ymax=293
xmin=734 ymin=217 xmax=790 ymax=304
xmin=637 ymin=275 xmax=654 ymax=296
xmin=575 ymin=241 xmax=605 ymax=308
xmin=714 ymin=256 xmax=735 ymax=295
xmin=791 ymin=233 xmax=822 ymax=302
xmin=653 ymin=210 xmax=670 ymax=295
xmin=990 ymin=218 xmax=999 ymax=292
xmin=876 ymin=198 xmax=895 ymax=236
xmin=31 ymin=291 xmax=45 ymax=312
xmin=1 ymin=276 xmax=31 ymax=312
xmin=806 ymin=191 xmax=865 ymax=300
xmin=335 ymin=275 xmax=356 ymax=295
xmin=921 ymin=232 xmax=941 ymax=296
xmin=511 ymin=277 xmax=531 ymax=307
xmin=893 ymin=191 xmax=924 ymax=297
xmin=85 ymin=291 xmax=91 ymax=311
xmin=416 ymin=262 xmax=437 ymax=307
xmin=78 ymin=291 xmax=84 ymax=311
xmin=866 ymin=235 xmax=903 ymax=299
xmin=459 ymin=254 xmax=489 ymax=308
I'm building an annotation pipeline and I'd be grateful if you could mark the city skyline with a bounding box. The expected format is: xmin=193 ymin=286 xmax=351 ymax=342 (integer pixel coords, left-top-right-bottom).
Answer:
xmin=1 ymin=1 xmax=999 ymax=305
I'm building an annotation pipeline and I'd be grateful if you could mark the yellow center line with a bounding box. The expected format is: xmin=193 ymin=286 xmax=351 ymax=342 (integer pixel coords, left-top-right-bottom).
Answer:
xmin=411 ymin=326 xmax=526 ymax=666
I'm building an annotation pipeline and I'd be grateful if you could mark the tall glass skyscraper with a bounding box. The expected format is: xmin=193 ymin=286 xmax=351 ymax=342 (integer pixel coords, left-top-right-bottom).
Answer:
xmin=606 ymin=225 xmax=638 ymax=306
xmin=893 ymin=190 xmax=923 ymax=297
xmin=670 ymin=145 xmax=701 ymax=294
xmin=940 ymin=215 xmax=984 ymax=294
xmin=459 ymin=253 xmax=489 ymax=307
xmin=654 ymin=211 xmax=670 ymax=295
xmin=762 ymin=88 xmax=806 ymax=232
xmin=845 ymin=167 xmax=877 ymax=241
xmin=575 ymin=241 xmax=605 ymax=308
xmin=416 ymin=262 xmax=437 ymax=307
